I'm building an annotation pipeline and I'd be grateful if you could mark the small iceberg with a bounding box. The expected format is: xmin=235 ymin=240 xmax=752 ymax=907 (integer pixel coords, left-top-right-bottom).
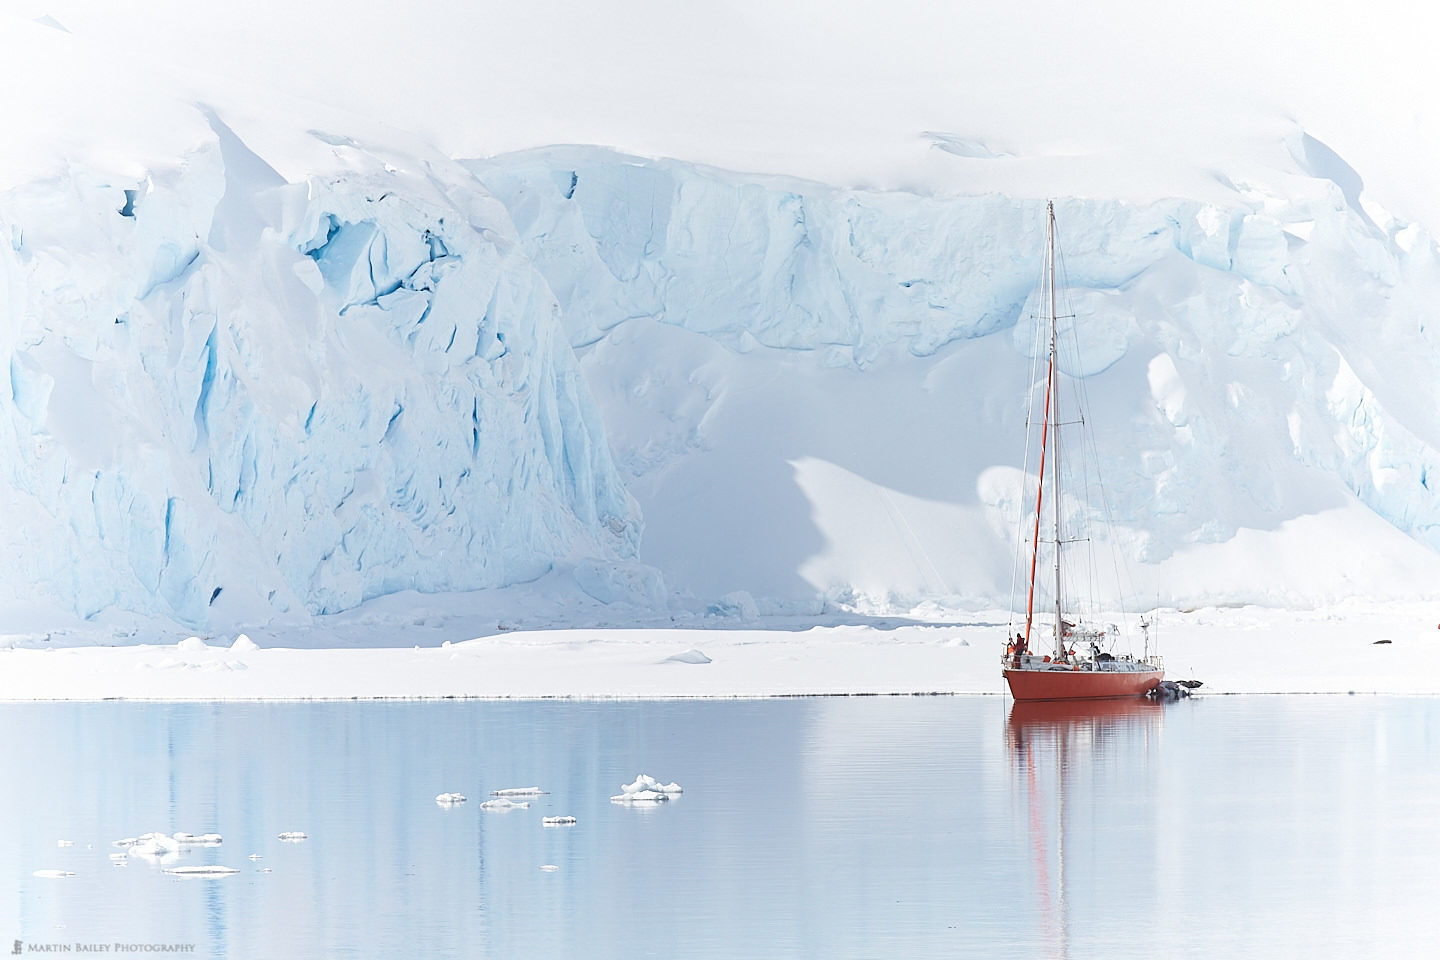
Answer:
xmin=278 ymin=832 xmax=308 ymax=842
xmin=33 ymin=870 xmax=74 ymax=879
xmin=174 ymin=832 xmax=222 ymax=846
xmin=435 ymin=792 xmax=467 ymax=805
xmin=248 ymin=854 xmax=263 ymax=861
xmin=611 ymin=774 xmax=684 ymax=802
xmin=56 ymin=839 xmax=74 ymax=847
xmin=130 ymin=833 xmax=182 ymax=862
xmin=479 ymin=797 xmax=529 ymax=811
xmin=539 ymin=864 xmax=560 ymax=872
xmin=542 ymin=816 xmax=577 ymax=826
xmin=490 ymin=787 xmax=546 ymax=797
xmin=231 ymin=634 xmax=259 ymax=652
xmin=663 ymin=648 xmax=712 ymax=664
xmin=165 ymin=866 xmax=240 ymax=878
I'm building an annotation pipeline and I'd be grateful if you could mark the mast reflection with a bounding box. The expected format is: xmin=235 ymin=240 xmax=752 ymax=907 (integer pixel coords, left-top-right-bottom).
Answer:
xmin=1005 ymin=699 xmax=1164 ymax=960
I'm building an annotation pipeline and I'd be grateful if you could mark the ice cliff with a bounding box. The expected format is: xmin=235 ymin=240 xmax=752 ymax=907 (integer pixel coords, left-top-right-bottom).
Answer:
xmin=0 ymin=113 xmax=638 ymax=627
xmin=464 ymin=143 xmax=1440 ymax=609
xmin=5 ymin=3 xmax=1440 ymax=628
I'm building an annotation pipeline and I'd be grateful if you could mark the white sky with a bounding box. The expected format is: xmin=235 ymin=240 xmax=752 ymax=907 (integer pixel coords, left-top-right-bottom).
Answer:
xmin=4 ymin=1 xmax=1440 ymax=222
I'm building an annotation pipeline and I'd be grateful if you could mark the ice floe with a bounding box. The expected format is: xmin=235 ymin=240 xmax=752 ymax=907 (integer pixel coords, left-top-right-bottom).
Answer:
xmin=611 ymin=774 xmax=684 ymax=803
xmin=130 ymin=833 xmax=181 ymax=862
xmin=278 ymin=832 xmax=308 ymax=842
xmin=479 ymin=797 xmax=529 ymax=811
xmin=542 ymin=816 xmax=577 ymax=826
xmin=165 ymin=866 xmax=240 ymax=877
xmin=33 ymin=870 xmax=74 ymax=879
xmin=490 ymin=787 xmax=546 ymax=796
xmin=173 ymin=832 xmax=222 ymax=846
xmin=539 ymin=864 xmax=559 ymax=872
xmin=435 ymin=792 xmax=467 ymax=805
xmin=663 ymin=649 xmax=712 ymax=664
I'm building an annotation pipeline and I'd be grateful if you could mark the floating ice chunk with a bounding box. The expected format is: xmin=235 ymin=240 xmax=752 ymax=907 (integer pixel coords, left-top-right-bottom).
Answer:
xmin=479 ymin=798 xmax=530 ymax=811
xmin=663 ymin=648 xmax=712 ymax=664
xmin=33 ymin=870 xmax=74 ymax=878
xmin=109 ymin=853 xmax=128 ymax=861
xmin=278 ymin=832 xmax=308 ymax=842
xmin=618 ymin=774 xmax=683 ymax=795
xmin=490 ymin=787 xmax=546 ymax=796
xmin=542 ymin=816 xmax=577 ymax=826
xmin=435 ymin=792 xmax=467 ymax=805
xmin=177 ymin=636 xmax=209 ymax=652
xmin=131 ymin=833 xmax=181 ymax=861
xmin=619 ymin=774 xmax=657 ymax=794
xmin=231 ymin=634 xmax=258 ymax=652
xmin=539 ymin=864 xmax=559 ymax=872
xmin=56 ymin=839 xmax=73 ymax=847
xmin=248 ymin=854 xmax=263 ymax=861
xmin=611 ymin=789 xmax=670 ymax=803
xmin=165 ymin=866 xmax=240 ymax=877
xmin=112 ymin=838 xmax=139 ymax=848
xmin=174 ymin=832 xmax=222 ymax=846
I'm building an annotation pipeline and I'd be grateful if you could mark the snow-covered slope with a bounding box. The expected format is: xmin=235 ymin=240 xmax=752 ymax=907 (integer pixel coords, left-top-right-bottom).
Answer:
xmin=466 ymin=145 xmax=1440 ymax=610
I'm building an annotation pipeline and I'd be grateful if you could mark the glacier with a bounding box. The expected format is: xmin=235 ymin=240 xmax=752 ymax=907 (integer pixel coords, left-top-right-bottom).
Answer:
xmin=464 ymin=144 xmax=1440 ymax=610
xmin=1 ymin=108 xmax=639 ymax=628
xmin=4 ymin=4 xmax=1440 ymax=630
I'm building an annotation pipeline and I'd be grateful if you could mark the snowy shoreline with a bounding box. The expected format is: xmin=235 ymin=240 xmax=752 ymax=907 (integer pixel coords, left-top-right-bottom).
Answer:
xmin=3 ymin=601 xmax=1437 ymax=702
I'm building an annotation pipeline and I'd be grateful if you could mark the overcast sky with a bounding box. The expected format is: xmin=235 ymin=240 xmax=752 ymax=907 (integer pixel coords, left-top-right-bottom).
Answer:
xmin=4 ymin=1 xmax=1439 ymax=223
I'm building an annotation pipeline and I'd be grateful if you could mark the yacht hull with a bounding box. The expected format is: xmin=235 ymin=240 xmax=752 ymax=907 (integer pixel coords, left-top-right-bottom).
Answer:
xmin=1003 ymin=665 xmax=1162 ymax=701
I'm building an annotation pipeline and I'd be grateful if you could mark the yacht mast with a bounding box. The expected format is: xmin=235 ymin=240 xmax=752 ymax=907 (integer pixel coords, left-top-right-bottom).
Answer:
xmin=1047 ymin=201 xmax=1065 ymax=661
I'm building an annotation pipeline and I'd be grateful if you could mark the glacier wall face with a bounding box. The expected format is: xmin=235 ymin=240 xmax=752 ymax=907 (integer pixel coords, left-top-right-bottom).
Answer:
xmin=1 ymin=122 xmax=639 ymax=626
xmin=467 ymin=145 xmax=1440 ymax=606
xmin=6 ymin=116 xmax=1440 ymax=626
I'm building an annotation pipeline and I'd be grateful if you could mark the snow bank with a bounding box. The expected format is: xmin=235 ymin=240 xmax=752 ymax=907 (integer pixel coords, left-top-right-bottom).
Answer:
xmin=5 ymin=606 xmax=1440 ymax=699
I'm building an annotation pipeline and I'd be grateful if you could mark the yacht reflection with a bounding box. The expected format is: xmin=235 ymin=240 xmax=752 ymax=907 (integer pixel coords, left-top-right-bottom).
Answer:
xmin=1005 ymin=699 xmax=1164 ymax=960
xmin=1006 ymin=697 xmax=1164 ymax=745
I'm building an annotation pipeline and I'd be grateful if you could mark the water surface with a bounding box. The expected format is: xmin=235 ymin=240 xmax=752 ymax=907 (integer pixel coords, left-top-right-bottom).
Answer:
xmin=2 ymin=696 xmax=1436 ymax=958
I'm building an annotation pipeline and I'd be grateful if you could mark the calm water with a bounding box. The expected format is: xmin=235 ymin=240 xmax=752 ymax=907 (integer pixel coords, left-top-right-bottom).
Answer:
xmin=2 ymin=696 xmax=1437 ymax=959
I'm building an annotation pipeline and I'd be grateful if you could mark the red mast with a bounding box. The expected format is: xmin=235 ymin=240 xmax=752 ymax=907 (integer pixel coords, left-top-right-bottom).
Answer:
xmin=1021 ymin=352 xmax=1054 ymax=662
